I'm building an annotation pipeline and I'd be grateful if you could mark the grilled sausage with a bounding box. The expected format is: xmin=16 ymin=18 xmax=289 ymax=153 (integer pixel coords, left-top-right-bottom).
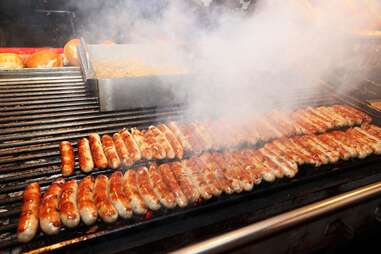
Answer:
xmin=260 ymin=148 xmax=297 ymax=178
xmin=182 ymin=158 xmax=213 ymax=199
xmin=159 ymin=163 xmax=188 ymax=208
xmin=102 ymin=135 xmax=121 ymax=169
xmin=77 ymin=176 xmax=98 ymax=226
xmin=136 ymin=167 xmax=161 ymax=210
xmin=40 ymin=179 xmax=64 ymax=235
xmin=149 ymin=126 xmax=176 ymax=159
xmin=212 ymin=153 xmax=243 ymax=193
xmin=94 ymin=175 xmax=118 ymax=223
xmin=113 ymin=133 xmax=134 ymax=166
xmin=170 ymin=161 xmax=200 ymax=203
xmin=148 ymin=164 xmax=177 ymax=208
xmin=78 ymin=138 xmax=94 ymax=173
xmin=157 ymin=124 xmax=184 ymax=159
xmin=109 ymin=171 xmax=133 ymax=218
xmin=194 ymin=157 xmax=223 ymax=196
xmin=17 ymin=183 xmax=40 ymax=243
xmin=167 ymin=121 xmax=193 ymax=153
xmin=60 ymin=180 xmax=80 ymax=228
xmin=224 ymin=153 xmax=254 ymax=191
xmin=123 ymin=170 xmax=147 ymax=214
xmin=120 ymin=128 xmax=142 ymax=162
xmin=144 ymin=128 xmax=166 ymax=160
xmin=60 ymin=141 xmax=75 ymax=176
xmin=199 ymin=153 xmax=235 ymax=194
xmin=88 ymin=133 xmax=108 ymax=169
xmin=131 ymin=128 xmax=153 ymax=160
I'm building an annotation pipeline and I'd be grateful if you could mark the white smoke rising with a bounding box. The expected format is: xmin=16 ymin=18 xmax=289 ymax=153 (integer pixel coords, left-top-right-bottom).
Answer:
xmin=71 ymin=0 xmax=381 ymax=118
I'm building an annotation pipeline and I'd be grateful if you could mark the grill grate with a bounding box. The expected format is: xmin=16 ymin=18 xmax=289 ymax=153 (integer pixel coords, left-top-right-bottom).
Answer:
xmin=0 ymin=69 xmax=381 ymax=252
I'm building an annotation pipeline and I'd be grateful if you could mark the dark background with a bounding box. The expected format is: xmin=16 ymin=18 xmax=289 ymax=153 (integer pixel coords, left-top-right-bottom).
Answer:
xmin=0 ymin=0 xmax=255 ymax=47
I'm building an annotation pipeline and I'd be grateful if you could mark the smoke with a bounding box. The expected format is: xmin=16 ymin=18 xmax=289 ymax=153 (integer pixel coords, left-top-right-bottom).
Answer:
xmin=69 ymin=0 xmax=381 ymax=118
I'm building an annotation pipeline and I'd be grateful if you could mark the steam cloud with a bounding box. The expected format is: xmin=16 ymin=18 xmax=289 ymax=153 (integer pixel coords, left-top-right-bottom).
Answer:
xmin=69 ymin=0 xmax=381 ymax=118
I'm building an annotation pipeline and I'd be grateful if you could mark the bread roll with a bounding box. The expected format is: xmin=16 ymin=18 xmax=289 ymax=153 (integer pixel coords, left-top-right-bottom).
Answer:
xmin=64 ymin=39 xmax=80 ymax=66
xmin=25 ymin=49 xmax=63 ymax=68
xmin=0 ymin=53 xmax=24 ymax=70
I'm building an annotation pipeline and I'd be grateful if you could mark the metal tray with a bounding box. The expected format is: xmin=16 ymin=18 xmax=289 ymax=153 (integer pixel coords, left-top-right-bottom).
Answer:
xmin=78 ymin=39 xmax=190 ymax=111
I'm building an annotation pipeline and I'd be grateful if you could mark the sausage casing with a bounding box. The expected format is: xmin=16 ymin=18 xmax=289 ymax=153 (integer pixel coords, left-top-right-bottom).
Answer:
xmin=102 ymin=134 xmax=121 ymax=169
xmin=77 ymin=176 xmax=98 ymax=225
xmin=60 ymin=141 xmax=75 ymax=176
xmin=120 ymin=128 xmax=142 ymax=162
xmin=39 ymin=179 xmax=64 ymax=235
xmin=170 ymin=162 xmax=200 ymax=203
xmin=94 ymin=175 xmax=118 ymax=223
xmin=157 ymin=123 xmax=184 ymax=159
xmin=113 ymin=133 xmax=134 ymax=166
xmin=123 ymin=170 xmax=148 ymax=214
xmin=88 ymin=133 xmax=108 ymax=169
xmin=148 ymin=164 xmax=177 ymax=208
xmin=109 ymin=171 xmax=133 ymax=218
xmin=158 ymin=163 xmax=188 ymax=208
xmin=136 ymin=167 xmax=161 ymax=210
xmin=17 ymin=182 xmax=40 ymax=243
xmin=60 ymin=180 xmax=80 ymax=228
xmin=78 ymin=138 xmax=94 ymax=173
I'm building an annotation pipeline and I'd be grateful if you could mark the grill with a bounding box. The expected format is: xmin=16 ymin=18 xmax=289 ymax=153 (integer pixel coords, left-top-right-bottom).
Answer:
xmin=1 ymin=69 xmax=381 ymax=253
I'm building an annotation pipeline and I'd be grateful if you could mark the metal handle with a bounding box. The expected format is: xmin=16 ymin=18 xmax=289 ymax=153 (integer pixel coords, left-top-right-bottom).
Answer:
xmin=171 ymin=181 xmax=381 ymax=254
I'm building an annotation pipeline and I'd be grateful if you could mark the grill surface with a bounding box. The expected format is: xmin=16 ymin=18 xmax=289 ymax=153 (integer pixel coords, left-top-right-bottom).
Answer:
xmin=1 ymin=70 xmax=381 ymax=253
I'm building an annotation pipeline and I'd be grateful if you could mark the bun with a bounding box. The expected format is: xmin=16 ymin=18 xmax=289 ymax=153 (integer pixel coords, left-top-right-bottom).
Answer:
xmin=64 ymin=39 xmax=81 ymax=66
xmin=25 ymin=49 xmax=63 ymax=68
xmin=0 ymin=53 xmax=24 ymax=70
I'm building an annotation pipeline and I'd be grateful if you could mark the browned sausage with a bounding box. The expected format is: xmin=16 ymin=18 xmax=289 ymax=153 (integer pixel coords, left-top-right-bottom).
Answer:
xmin=170 ymin=162 xmax=200 ymax=203
xmin=148 ymin=164 xmax=177 ymax=208
xmin=60 ymin=141 xmax=74 ymax=176
xmin=109 ymin=171 xmax=132 ymax=218
xmin=59 ymin=180 xmax=80 ymax=228
xmin=158 ymin=163 xmax=188 ymax=208
xmin=123 ymin=170 xmax=148 ymax=214
xmin=78 ymin=138 xmax=94 ymax=173
xmin=17 ymin=182 xmax=40 ymax=242
xmin=88 ymin=133 xmax=108 ymax=169
xmin=157 ymin=123 xmax=184 ymax=159
xmin=94 ymin=175 xmax=118 ymax=223
xmin=131 ymin=128 xmax=153 ymax=160
xmin=39 ymin=179 xmax=64 ymax=235
xmin=77 ymin=176 xmax=98 ymax=225
xmin=102 ymin=134 xmax=121 ymax=169
xmin=113 ymin=133 xmax=134 ymax=166
xmin=120 ymin=128 xmax=142 ymax=162
xmin=136 ymin=167 xmax=161 ymax=210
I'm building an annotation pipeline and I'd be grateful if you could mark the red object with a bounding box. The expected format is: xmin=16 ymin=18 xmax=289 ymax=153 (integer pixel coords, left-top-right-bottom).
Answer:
xmin=144 ymin=211 xmax=153 ymax=220
xmin=0 ymin=48 xmax=63 ymax=54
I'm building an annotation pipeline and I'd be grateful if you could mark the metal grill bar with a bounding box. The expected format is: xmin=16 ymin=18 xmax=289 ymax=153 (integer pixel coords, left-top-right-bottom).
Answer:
xmin=0 ymin=94 xmax=89 ymax=103
xmin=0 ymin=105 xmax=100 ymax=117
xmin=0 ymin=110 xmax=99 ymax=123
xmin=0 ymin=105 xmax=183 ymax=128
xmin=0 ymin=97 xmax=97 ymax=107
xmin=0 ymin=89 xmax=89 ymax=98
xmin=0 ymin=101 xmax=98 ymax=112
xmin=0 ymin=78 xmax=84 ymax=85
xmin=0 ymin=82 xmax=85 ymax=89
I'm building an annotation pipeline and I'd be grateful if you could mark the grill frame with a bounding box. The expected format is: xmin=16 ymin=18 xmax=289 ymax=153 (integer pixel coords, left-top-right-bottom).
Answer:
xmin=1 ymin=69 xmax=381 ymax=253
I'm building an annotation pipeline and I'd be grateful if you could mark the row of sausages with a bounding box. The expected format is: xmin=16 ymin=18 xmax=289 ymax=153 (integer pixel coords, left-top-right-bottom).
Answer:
xmin=60 ymin=105 xmax=372 ymax=176
xmin=18 ymin=123 xmax=381 ymax=243
xmin=18 ymin=162 xmax=197 ymax=243
xmin=60 ymin=124 xmax=183 ymax=176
